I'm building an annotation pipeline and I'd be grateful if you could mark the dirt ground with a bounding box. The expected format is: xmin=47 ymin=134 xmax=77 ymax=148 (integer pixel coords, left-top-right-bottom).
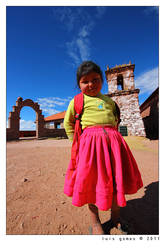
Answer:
xmin=6 ymin=136 xmax=159 ymax=235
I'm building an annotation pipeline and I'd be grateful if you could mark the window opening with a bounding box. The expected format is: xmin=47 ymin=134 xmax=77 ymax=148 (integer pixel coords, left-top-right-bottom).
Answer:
xmin=117 ymin=74 xmax=124 ymax=90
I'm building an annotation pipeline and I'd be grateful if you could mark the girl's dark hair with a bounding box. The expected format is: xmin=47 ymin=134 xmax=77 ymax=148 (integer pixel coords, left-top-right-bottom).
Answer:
xmin=77 ymin=61 xmax=103 ymax=87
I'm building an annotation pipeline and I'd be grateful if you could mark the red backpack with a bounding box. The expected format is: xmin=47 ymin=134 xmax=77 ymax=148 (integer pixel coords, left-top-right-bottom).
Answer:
xmin=71 ymin=92 xmax=84 ymax=169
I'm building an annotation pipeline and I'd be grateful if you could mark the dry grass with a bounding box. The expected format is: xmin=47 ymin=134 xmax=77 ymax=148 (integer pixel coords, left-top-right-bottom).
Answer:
xmin=124 ymin=136 xmax=158 ymax=153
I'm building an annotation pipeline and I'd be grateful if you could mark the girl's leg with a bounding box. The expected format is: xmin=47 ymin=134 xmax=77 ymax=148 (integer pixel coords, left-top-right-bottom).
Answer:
xmin=111 ymin=195 xmax=128 ymax=234
xmin=88 ymin=204 xmax=104 ymax=234
xmin=111 ymin=194 xmax=120 ymax=227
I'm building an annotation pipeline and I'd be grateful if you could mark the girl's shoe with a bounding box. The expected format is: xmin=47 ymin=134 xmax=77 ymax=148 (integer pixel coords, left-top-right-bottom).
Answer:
xmin=116 ymin=222 xmax=128 ymax=234
xmin=110 ymin=220 xmax=129 ymax=235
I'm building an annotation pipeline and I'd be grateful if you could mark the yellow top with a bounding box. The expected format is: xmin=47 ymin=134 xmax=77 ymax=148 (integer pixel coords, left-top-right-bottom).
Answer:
xmin=64 ymin=92 xmax=118 ymax=141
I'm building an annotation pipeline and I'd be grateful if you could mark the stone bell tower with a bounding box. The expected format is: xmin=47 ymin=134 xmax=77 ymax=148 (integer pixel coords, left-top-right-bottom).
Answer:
xmin=105 ymin=62 xmax=146 ymax=136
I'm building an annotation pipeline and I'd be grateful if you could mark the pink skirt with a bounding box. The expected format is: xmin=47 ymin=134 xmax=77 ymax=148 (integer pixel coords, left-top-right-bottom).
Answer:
xmin=64 ymin=126 xmax=143 ymax=211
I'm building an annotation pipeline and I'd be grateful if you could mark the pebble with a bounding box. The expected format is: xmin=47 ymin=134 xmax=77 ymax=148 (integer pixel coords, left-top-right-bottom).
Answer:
xmin=63 ymin=224 xmax=67 ymax=229
xmin=70 ymin=226 xmax=75 ymax=232
xmin=20 ymin=222 xmax=24 ymax=229
xmin=58 ymin=224 xmax=68 ymax=231
xmin=110 ymin=227 xmax=126 ymax=235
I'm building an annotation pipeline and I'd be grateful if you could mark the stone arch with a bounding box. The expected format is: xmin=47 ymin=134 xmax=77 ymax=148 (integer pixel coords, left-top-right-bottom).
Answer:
xmin=7 ymin=97 xmax=46 ymax=140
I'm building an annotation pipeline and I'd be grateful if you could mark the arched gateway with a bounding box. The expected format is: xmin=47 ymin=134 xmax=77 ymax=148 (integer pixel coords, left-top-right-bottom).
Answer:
xmin=7 ymin=97 xmax=46 ymax=140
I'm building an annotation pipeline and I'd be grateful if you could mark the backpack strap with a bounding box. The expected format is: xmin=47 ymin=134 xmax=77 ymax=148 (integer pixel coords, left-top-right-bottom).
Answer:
xmin=114 ymin=101 xmax=121 ymax=129
xmin=71 ymin=93 xmax=84 ymax=169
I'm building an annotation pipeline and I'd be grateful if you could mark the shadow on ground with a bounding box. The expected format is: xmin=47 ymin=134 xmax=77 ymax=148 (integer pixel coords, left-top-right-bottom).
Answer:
xmin=102 ymin=181 xmax=159 ymax=235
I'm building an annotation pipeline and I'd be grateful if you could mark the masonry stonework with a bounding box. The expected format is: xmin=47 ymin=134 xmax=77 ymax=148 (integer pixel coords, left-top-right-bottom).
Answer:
xmin=105 ymin=63 xmax=146 ymax=136
xmin=7 ymin=97 xmax=67 ymax=141
xmin=7 ymin=97 xmax=46 ymax=141
xmin=140 ymin=88 xmax=159 ymax=139
xmin=7 ymin=62 xmax=146 ymax=140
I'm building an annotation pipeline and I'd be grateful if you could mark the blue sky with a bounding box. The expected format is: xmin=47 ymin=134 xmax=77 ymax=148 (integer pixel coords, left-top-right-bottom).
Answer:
xmin=6 ymin=6 xmax=159 ymax=130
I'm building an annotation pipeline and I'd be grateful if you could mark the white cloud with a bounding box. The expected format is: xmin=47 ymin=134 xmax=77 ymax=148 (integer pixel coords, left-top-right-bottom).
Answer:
xmin=53 ymin=97 xmax=72 ymax=101
xmin=20 ymin=119 xmax=36 ymax=130
xmin=6 ymin=119 xmax=35 ymax=130
xmin=51 ymin=7 xmax=73 ymax=31
xmin=95 ymin=6 xmax=107 ymax=18
xmin=66 ymin=40 xmax=81 ymax=65
xmin=52 ymin=7 xmax=83 ymax=32
xmin=6 ymin=96 xmax=72 ymax=130
xmin=79 ymin=26 xmax=89 ymax=38
xmin=135 ymin=67 xmax=159 ymax=94
xmin=51 ymin=7 xmax=106 ymax=66
xmin=66 ymin=26 xmax=92 ymax=65
xmin=37 ymin=97 xmax=65 ymax=107
xmin=66 ymin=20 xmax=95 ymax=65
xmin=77 ymin=37 xmax=90 ymax=61
xmin=36 ymin=96 xmax=72 ymax=116
xmin=66 ymin=37 xmax=91 ymax=65
xmin=143 ymin=6 xmax=159 ymax=15
xmin=42 ymin=108 xmax=61 ymax=116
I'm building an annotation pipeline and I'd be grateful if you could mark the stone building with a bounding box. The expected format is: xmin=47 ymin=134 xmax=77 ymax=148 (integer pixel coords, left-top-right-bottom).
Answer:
xmin=7 ymin=97 xmax=46 ymax=141
xmin=43 ymin=111 xmax=67 ymax=138
xmin=140 ymin=87 xmax=159 ymax=139
xmin=6 ymin=62 xmax=147 ymax=141
xmin=6 ymin=97 xmax=67 ymax=141
xmin=105 ymin=62 xmax=146 ymax=136
xmin=44 ymin=111 xmax=66 ymax=129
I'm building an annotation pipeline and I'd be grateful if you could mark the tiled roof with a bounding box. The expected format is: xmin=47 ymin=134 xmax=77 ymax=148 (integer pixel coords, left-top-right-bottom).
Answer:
xmin=44 ymin=111 xmax=66 ymax=122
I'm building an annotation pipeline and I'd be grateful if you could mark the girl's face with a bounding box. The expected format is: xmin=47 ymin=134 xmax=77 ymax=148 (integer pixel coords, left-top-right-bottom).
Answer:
xmin=79 ymin=72 xmax=102 ymax=96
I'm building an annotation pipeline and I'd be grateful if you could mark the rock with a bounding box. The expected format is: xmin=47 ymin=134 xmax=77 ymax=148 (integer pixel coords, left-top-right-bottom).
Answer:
xmin=110 ymin=226 xmax=126 ymax=235
xmin=70 ymin=226 xmax=75 ymax=233
xmin=20 ymin=222 xmax=24 ymax=229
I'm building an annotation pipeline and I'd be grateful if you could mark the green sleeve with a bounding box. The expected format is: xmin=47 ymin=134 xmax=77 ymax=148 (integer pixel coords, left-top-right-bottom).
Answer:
xmin=64 ymin=99 xmax=75 ymax=141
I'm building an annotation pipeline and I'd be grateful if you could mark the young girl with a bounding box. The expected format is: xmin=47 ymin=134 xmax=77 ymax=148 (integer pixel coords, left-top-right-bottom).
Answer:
xmin=63 ymin=61 xmax=143 ymax=235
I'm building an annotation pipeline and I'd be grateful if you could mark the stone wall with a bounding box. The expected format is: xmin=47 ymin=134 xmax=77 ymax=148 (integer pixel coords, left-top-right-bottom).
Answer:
xmin=7 ymin=97 xmax=46 ymax=141
xmin=140 ymin=88 xmax=159 ymax=139
xmin=6 ymin=128 xmax=18 ymax=141
xmin=6 ymin=97 xmax=69 ymax=141
xmin=44 ymin=128 xmax=67 ymax=138
xmin=19 ymin=131 xmax=36 ymax=137
xmin=105 ymin=63 xmax=146 ymax=137
xmin=107 ymin=90 xmax=146 ymax=136
xmin=45 ymin=119 xmax=64 ymax=129
xmin=106 ymin=64 xmax=135 ymax=93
